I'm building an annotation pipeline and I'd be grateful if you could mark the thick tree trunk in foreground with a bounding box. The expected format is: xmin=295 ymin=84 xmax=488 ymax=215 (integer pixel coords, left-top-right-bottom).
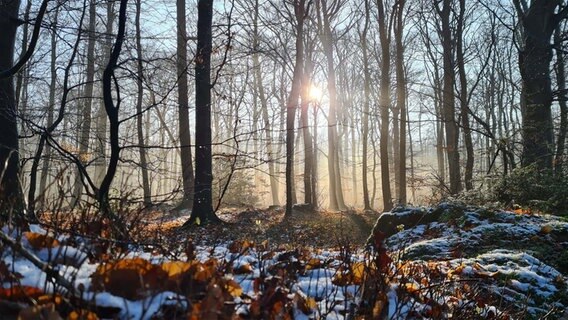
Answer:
xmin=515 ymin=0 xmax=561 ymax=171
xmin=0 ymin=0 xmax=23 ymax=222
xmin=189 ymin=0 xmax=219 ymax=224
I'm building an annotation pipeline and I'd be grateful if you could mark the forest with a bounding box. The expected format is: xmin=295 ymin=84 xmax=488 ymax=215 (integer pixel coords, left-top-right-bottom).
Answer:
xmin=1 ymin=0 xmax=568 ymax=319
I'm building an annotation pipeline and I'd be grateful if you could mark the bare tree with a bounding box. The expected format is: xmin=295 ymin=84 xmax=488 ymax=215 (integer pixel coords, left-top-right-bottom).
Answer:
xmin=188 ymin=0 xmax=220 ymax=224
xmin=176 ymin=0 xmax=195 ymax=210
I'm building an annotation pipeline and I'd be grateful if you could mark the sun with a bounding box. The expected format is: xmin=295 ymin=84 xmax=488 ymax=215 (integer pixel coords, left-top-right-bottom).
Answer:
xmin=308 ymin=84 xmax=323 ymax=101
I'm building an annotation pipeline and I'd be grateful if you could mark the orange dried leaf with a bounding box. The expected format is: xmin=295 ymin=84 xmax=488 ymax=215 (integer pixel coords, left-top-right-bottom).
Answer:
xmin=91 ymin=258 xmax=168 ymax=299
xmin=161 ymin=261 xmax=193 ymax=278
xmin=67 ymin=310 xmax=99 ymax=320
xmin=540 ymin=225 xmax=553 ymax=234
xmin=0 ymin=285 xmax=44 ymax=301
xmin=225 ymin=279 xmax=243 ymax=298
xmin=24 ymin=232 xmax=60 ymax=250
xmin=306 ymin=258 xmax=321 ymax=270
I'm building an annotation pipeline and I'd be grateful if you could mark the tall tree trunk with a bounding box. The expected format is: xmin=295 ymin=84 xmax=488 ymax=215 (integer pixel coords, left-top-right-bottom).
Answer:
xmin=301 ymin=59 xmax=314 ymax=206
xmin=377 ymin=0 xmax=393 ymax=211
xmin=0 ymin=0 xmax=23 ymax=222
xmin=38 ymin=7 xmax=60 ymax=210
xmin=515 ymin=0 xmax=560 ymax=170
xmin=394 ymin=0 xmax=407 ymax=204
xmin=555 ymin=25 xmax=567 ymax=174
xmin=457 ymin=0 xmax=473 ymax=190
xmin=72 ymin=0 xmax=97 ymax=207
xmin=15 ymin=0 xmax=31 ymax=113
xmin=437 ymin=0 xmax=461 ymax=194
xmin=99 ymin=0 xmax=128 ymax=235
xmin=176 ymin=0 xmax=195 ymax=209
xmin=93 ymin=1 xmax=115 ymax=187
xmin=361 ymin=0 xmax=372 ymax=210
xmin=189 ymin=0 xmax=219 ymax=224
xmin=285 ymin=0 xmax=306 ymax=215
xmin=316 ymin=0 xmax=345 ymax=211
xmin=252 ymin=0 xmax=279 ymax=206
xmin=135 ymin=0 xmax=151 ymax=205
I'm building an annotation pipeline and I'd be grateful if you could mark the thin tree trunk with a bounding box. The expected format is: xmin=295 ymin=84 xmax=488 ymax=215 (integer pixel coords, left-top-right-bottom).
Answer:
xmin=285 ymin=0 xmax=306 ymax=215
xmin=361 ymin=0 xmax=371 ymax=210
xmin=135 ymin=0 xmax=151 ymax=205
xmin=394 ymin=0 xmax=407 ymax=204
xmin=300 ymin=60 xmax=314 ymax=206
xmin=99 ymin=0 xmax=128 ymax=235
xmin=437 ymin=0 xmax=461 ymax=194
xmin=377 ymin=0 xmax=393 ymax=211
xmin=555 ymin=25 xmax=567 ymax=174
xmin=176 ymin=0 xmax=195 ymax=209
xmin=38 ymin=7 xmax=60 ymax=210
xmin=457 ymin=0 xmax=473 ymax=190
xmin=316 ymin=0 xmax=345 ymax=211
xmin=72 ymin=0 xmax=97 ymax=207
xmin=93 ymin=1 xmax=114 ymax=187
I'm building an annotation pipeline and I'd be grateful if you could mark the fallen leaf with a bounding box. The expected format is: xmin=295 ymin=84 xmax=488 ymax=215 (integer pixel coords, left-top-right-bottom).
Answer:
xmin=24 ymin=232 xmax=60 ymax=250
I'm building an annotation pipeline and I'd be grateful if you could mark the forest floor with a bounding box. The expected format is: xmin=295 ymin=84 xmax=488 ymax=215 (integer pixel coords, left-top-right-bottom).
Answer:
xmin=140 ymin=206 xmax=381 ymax=249
xmin=1 ymin=205 xmax=567 ymax=319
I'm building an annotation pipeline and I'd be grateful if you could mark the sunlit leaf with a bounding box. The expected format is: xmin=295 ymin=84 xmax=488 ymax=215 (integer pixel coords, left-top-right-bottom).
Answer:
xmin=161 ymin=261 xmax=193 ymax=277
xmin=67 ymin=310 xmax=99 ymax=320
xmin=225 ymin=279 xmax=242 ymax=298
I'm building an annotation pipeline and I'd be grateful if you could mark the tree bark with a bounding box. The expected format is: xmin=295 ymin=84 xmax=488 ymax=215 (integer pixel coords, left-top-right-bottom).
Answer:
xmin=0 ymin=0 xmax=23 ymax=222
xmin=316 ymin=0 xmax=346 ymax=211
xmin=99 ymin=0 xmax=128 ymax=234
xmin=360 ymin=0 xmax=372 ymax=210
xmin=555 ymin=25 xmax=567 ymax=174
xmin=252 ymin=0 xmax=279 ymax=206
xmin=394 ymin=0 xmax=407 ymax=204
xmin=300 ymin=59 xmax=314 ymax=206
xmin=437 ymin=0 xmax=461 ymax=194
xmin=93 ymin=1 xmax=115 ymax=187
xmin=515 ymin=0 xmax=559 ymax=171
xmin=377 ymin=0 xmax=393 ymax=211
xmin=38 ymin=7 xmax=60 ymax=211
xmin=457 ymin=0 xmax=473 ymax=190
xmin=72 ymin=0 xmax=97 ymax=207
xmin=176 ymin=0 xmax=195 ymax=209
xmin=189 ymin=0 xmax=219 ymax=224
xmin=135 ymin=0 xmax=151 ymax=205
xmin=285 ymin=0 xmax=306 ymax=215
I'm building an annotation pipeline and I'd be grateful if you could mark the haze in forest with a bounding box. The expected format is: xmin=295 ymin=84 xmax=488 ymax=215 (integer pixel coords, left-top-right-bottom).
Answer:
xmin=0 ymin=0 xmax=565 ymax=222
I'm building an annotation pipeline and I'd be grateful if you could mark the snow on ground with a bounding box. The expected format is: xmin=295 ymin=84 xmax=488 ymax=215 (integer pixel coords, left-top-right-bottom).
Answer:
xmin=384 ymin=206 xmax=568 ymax=318
xmin=1 ymin=206 xmax=567 ymax=319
